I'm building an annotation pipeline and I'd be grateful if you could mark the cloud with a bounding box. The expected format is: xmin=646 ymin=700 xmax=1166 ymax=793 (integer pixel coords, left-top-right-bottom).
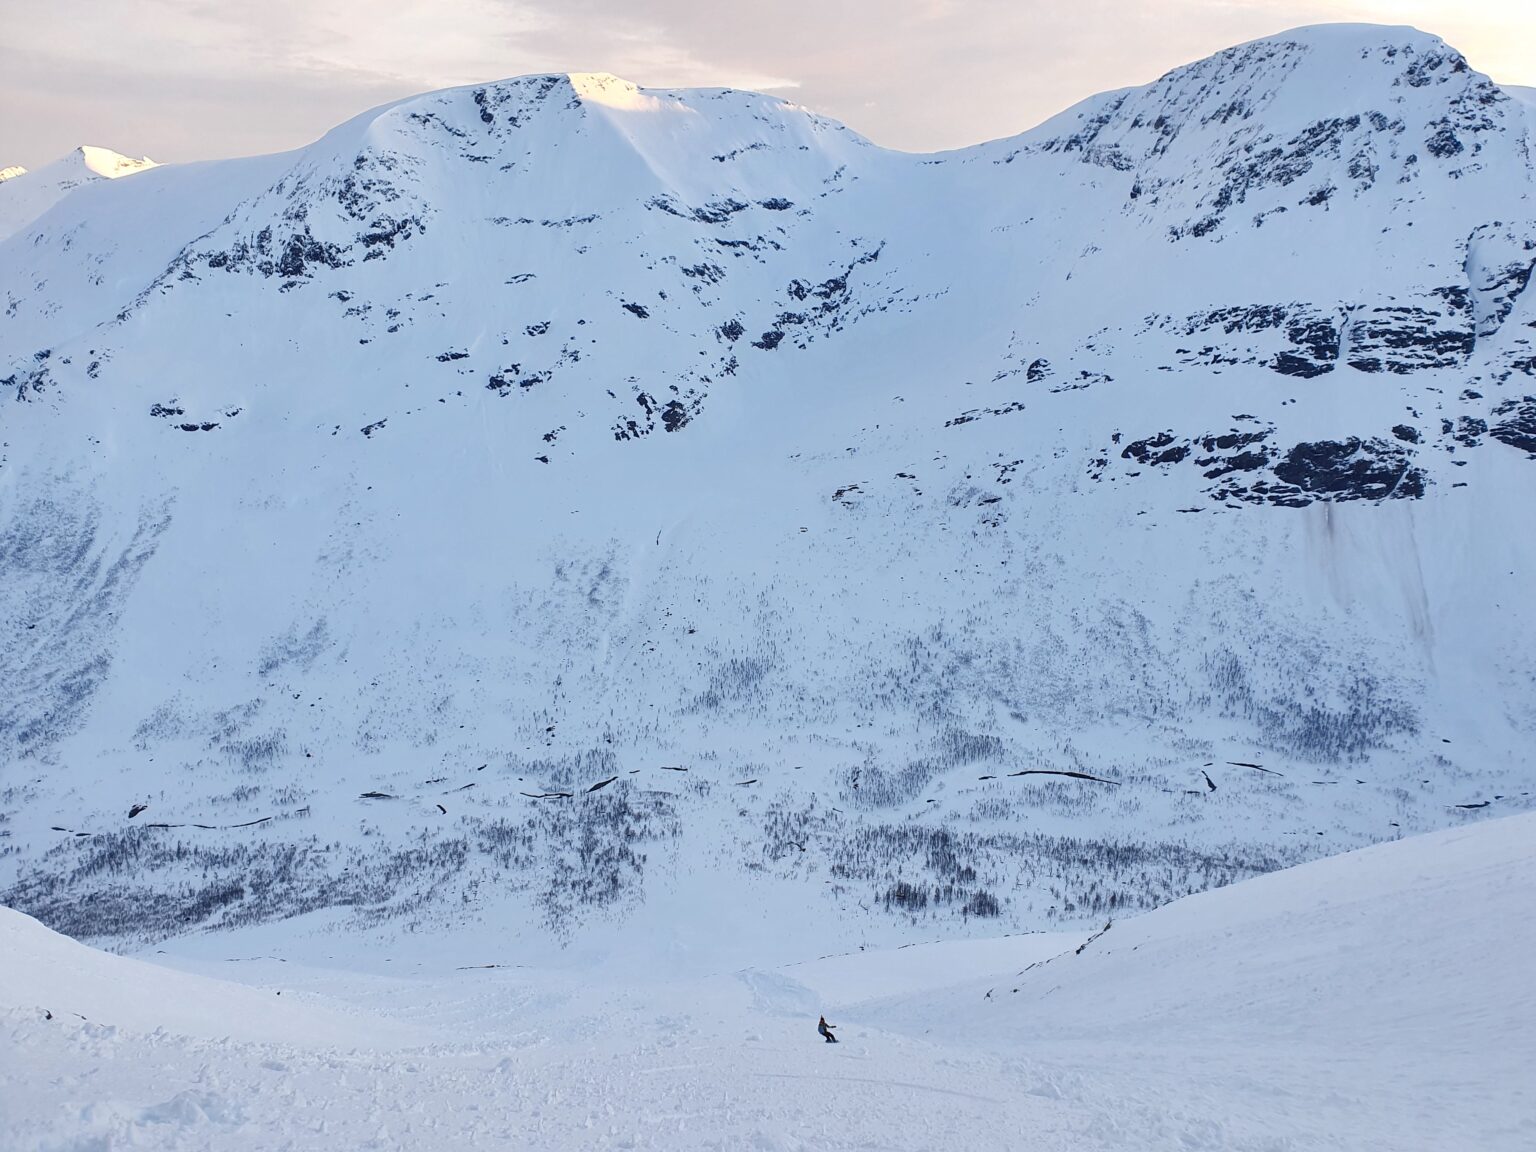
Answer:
xmin=0 ymin=0 xmax=1532 ymax=169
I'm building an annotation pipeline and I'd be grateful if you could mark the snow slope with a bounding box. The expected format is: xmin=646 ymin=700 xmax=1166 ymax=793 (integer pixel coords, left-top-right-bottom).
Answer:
xmin=0 ymin=903 xmax=408 ymax=1049
xmin=3 ymin=811 xmax=1531 ymax=1150
xmin=0 ymin=24 xmax=1534 ymax=964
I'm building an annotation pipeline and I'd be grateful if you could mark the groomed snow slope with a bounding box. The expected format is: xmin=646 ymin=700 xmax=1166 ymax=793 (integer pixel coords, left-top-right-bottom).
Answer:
xmin=2 ymin=813 xmax=1530 ymax=1151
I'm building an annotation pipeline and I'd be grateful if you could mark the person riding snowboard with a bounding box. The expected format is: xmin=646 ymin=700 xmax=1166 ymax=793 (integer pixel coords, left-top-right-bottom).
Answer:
xmin=818 ymin=1015 xmax=838 ymax=1043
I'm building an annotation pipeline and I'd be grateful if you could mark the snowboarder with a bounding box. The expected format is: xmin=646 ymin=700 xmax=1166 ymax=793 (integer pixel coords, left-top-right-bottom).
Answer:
xmin=818 ymin=1015 xmax=838 ymax=1043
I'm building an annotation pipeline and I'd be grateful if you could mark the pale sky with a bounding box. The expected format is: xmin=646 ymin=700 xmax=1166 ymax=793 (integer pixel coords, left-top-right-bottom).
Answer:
xmin=3 ymin=1 xmax=1534 ymax=170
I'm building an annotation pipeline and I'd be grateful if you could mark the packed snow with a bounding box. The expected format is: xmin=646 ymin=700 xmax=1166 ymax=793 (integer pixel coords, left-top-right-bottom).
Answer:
xmin=3 ymin=812 xmax=1531 ymax=1150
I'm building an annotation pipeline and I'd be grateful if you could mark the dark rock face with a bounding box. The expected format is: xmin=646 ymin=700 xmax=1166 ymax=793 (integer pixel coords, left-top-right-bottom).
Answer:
xmin=1424 ymin=125 xmax=1463 ymax=157
xmin=1490 ymin=396 xmax=1536 ymax=454
xmin=1119 ymin=426 xmax=1279 ymax=479
xmin=1122 ymin=431 xmax=1191 ymax=466
xmin=1165 ymin=303 xmax=1341 ymax=377
xmin=1107 ymin=424 xmax=1428 ymax=506
xmin=1207 ymin=113 xmax=1368 ymax=224
xmin=203 ymin=225 xmax=351 ymax=281
xmin=1268 ymin=438 xmax=1426 ymax=501
xmin=1345 ymin=302 xmax=1474 ymax=373
xmin=691 ymin=198 xmax=750 ymax=225
xmin=660 ymin=400 xmax=691 ymax=432
xmin=1159 ymin=292 xmax=1478 ymax=379
xmin=1275 ymin=313 xmax=1342 ymax=376
xmin=1450 ymin=416 xmax=1487 ymax=447
xmin=1193 ymin=430 xmax=1275 ymax=479
xmin=752 ymin=245 xmax=886 ymax=351
xmin=612 ymin=387 xmax=704 ymax=441
xmin=216 ymin=146 xmax=430 ymax=281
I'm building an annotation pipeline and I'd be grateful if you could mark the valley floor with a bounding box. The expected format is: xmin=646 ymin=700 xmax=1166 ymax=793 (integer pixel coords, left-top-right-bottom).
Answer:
xmin=4 ymin=813 xmax=1532 ymax=1152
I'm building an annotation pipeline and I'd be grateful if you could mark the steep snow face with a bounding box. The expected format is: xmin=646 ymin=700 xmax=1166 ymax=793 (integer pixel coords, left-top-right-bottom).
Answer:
xmin=0 ymin=30 xmax=1534 ymax=965
xmin=0 ymin=145 xmax=156 ymax=242
xmin=2 ymin=814 xmax=1530 ymax=1151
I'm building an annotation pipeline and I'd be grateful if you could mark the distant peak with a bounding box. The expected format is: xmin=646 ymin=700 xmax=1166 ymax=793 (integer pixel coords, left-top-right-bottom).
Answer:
xmin=0 ymin=165 xmax=26 ymax=183
xmin=73 ymin=146 xmax=158 ymax=180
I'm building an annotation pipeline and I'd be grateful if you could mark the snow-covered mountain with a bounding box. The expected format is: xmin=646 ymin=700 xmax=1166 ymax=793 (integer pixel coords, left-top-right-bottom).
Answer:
xmin=0 ymin=145 xmax=157 ymax=243
xmin=1 ymin=24 xmax=1533 ymax=966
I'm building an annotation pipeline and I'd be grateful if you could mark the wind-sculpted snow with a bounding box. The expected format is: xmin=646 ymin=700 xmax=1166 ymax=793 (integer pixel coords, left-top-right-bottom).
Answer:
xmin=0 ymin=23 xmax=1534 ymax=961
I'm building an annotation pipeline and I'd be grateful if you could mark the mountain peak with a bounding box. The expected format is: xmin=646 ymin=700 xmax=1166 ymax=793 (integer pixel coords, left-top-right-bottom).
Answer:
xmin=0 ymin=146 xmax=158 ymax=243
xmin=564 ymin=72 xmax=644 ymax=104
xmin=1242 ymin=20 xmax=1450 ymax=50
xmin=71 ymin=145 xmax=157 ymax=179
xmin=1011 ymin=19 xmax=1513 ymax=246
